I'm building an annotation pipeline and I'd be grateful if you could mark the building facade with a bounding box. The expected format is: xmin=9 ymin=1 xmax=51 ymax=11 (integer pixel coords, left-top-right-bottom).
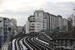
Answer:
xmin=0 ymin=17 xmax=17 ymax=48
xmin=46 ymin=13 xmax=62 ymax=30
xmin=0 ymin=17 xmax=9 ymax=48
xmin=17 ymin=26 xmax=23 ymax=33
xmin=26 ymin=10 xmax=47 ymax=33
xmin=34 ymin=10 xmax=47 ymax=32
xmin=26 ymin=10 xmax=63 ymax=33
xmin=72 ymin=14 xmax=75 ymax=26
xmin=10 ymin=19 xmax=17 ymax=36
xmin=61 ymin=18 xmax=68 ymax=31
xmin=26 ymin=10 xmax=72 ymax=33
xmin=68 ymin=17 xmax=73 ymax=31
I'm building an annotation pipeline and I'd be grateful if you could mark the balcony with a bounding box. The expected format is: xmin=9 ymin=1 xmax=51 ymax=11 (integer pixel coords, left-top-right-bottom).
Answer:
xmin=29 ymin=27 xmax=34 ymax=29
xmin=29 ymin=30 xmax=34 ymax=32
xmin=4 ymin=23 xmax=8 ymax=25
xmin=29 ymin=19 xmax=35 ymax=22
xmin=4 ymin=33 xmax=7 ymax=36
xmin=29 ymin=24 xmax=34 ymax=26
xmin=3 ymin=21 xmax=8 ymax=25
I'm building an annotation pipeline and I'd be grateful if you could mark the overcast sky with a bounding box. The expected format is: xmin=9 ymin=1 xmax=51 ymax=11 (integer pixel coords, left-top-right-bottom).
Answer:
xmin=0 ymin=0 xmax=75 ymax=26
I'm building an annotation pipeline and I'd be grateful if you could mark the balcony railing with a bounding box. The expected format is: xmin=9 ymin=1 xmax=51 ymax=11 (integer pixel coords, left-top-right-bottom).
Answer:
xmin=29 ymin=24 xmax=34 ymax=26
xmin=29 ymin=27 xmax=34 ymax=29
xmin=29 ymin=19 xmax=35 ymax=22
xmin=29 ymin=30 xmax=34 ymax=32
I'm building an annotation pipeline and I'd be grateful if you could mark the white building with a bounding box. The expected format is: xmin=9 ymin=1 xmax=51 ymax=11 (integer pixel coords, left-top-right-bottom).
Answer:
xmin=72 ymin=17 xmax=75 ymax=26
xmin=26 ymin=10 xmax=71 ymax=33
xmin=46 ymin=13 xmax=62 ymax=30
xmin=26 ymin=10 xmax=63 ymax=33
xmin=58 ymin=15 xmax=62 ymax=29
xmin=61 ymin=18 xmax=68 ymax=31
xmin=10 ymin=19 xmax=17 ymax=36
xmin=10 ymin=19 xmax=17 ymax=26
xmin=24 ymin=24 xmax=26 ymax=33
xmin=34 ymin=10 xmax=47 ymax=32
xmin=67 ymin=17 xmax=73 ymax=31
xmin=17 ymin=26 xmax=23 ymax=33
xmin=26 ymin=10 xmax=47 ymax=33
xmin=0 ymin=17 xmax=9 ymax=48
xmin=26 ymin=21 xmax=30 ymax=33
xmin=0 ymin=17 xmax=17 ymax=48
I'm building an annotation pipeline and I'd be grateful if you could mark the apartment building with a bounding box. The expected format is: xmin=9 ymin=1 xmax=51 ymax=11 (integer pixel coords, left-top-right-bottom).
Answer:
xmin=68 ymin=17 xmax=73 ymax=31
xmin=26 ymin=21 xmax=29 ymax=33
xmin=26 ymin=10 xmax=72 ymax=33
xmin=26 ymin=10 xmax=47 ymax=33
xmin=61 ymin=18 xmax=68 ymax=31
xmin=0 ymin=17 xmax=9 ymax=48
xmin=58 ymin=15 xmax=62 ymax=30
xmin=17 ymin=26 xmax=23 ymax=33
xmin=26 ymin=10 xmax=63 ymax=33
xmin=46 ymin=12 xmax=62 ymax=30
xmin=10 ymin=19 xmax=17 ymax=36
xmin=0 ymin=17 xmax=17 ymax=48
xmin=73 ymin=17 xmax=75 ymax=26
xmin=34 ymin=10 xmax=47 ymax=32
xmin=28 ymin=15 xmax=35 ymax=33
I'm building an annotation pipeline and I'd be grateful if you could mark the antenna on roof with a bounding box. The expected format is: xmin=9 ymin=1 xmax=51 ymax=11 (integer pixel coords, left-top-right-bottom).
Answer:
xmin=40 ymin=8 xmax=42 ymax=10
xmin=40 ymin=8 xmax=43 ymax=10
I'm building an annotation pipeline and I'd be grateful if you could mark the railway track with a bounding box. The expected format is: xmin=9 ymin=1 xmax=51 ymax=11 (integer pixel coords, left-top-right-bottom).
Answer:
xmin=33 ymin=37 xmax=53 ymax=50
xmin=30 ymin=37 xmax=46 ymax=50
xmin=23 ymin=37 xmax=40 ymax=50
xmin=12 ymin=35 xmax=54 ymax=50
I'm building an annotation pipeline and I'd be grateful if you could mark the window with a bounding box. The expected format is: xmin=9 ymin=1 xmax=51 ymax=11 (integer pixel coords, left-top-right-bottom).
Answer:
xmin=32 ymin=23 xmax=34 ymax=25
xmin=4 ymin=28 xmax=7 ymax=31
xmin=0 ymin=36 xmax=2 ymax=40
xmin=33 ymin=18 xmax=35 ymax=20
xmin=4 ymin=32 xmax=7 ymax=36
xmin=3 ymin=18 xmax=6 ymax=20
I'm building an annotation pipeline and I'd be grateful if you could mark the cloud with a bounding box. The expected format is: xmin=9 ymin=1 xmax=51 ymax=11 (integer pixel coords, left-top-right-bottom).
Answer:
xmin=2 ymin=0 xmax=47 ymax=11
xmin=0 ymin=9 xmax=35 ymax=26
xmin=48 ymin=0 xmax=75 ymax=3
xmin=40 ymin=2 xmax=74 ymax=18
xmin=0 ymin=0 xmax=74 ymax=26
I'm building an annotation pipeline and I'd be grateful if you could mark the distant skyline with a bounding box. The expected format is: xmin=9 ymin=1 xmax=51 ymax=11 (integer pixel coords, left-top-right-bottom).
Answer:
xmin=0 ymin=0 xmax=75 ymax=26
